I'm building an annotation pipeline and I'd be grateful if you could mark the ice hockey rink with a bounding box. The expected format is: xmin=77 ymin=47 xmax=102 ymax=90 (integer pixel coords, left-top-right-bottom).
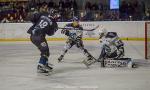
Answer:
xmin=0 ymin=40 xmax=150 ymax=90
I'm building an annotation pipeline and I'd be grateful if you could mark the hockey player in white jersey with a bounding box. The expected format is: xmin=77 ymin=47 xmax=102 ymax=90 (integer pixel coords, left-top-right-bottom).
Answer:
xmin=97 ymin=28 xmax=135 ymax=68
xmin=58 ymin=17 xmax=95 ymax=64
xmin=83 ymin=28 xmax=135 ymax=68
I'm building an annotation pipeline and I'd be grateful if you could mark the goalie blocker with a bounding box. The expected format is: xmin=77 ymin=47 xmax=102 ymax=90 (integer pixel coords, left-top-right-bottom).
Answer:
xmin=83 ymin=58 xmax=137 ymax=68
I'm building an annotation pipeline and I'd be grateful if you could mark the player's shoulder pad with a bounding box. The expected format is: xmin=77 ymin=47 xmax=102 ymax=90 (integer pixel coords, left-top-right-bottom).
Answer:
xmin=29 ymin=12 xmax=49 ymax=23
xmin=29 ymin=12 xmax=41 ymax=23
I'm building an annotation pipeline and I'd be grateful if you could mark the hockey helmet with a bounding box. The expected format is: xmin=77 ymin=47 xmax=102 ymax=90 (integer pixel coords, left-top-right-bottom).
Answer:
xmin=72 ymin=16 xmax=79 ymax=27
xmin=49 ymin=9 xmax=60 ymax=19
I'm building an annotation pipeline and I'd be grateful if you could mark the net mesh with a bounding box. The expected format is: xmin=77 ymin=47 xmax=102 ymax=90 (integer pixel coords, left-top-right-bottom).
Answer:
xmin=145 ymin=22 xmax=150 ymax=59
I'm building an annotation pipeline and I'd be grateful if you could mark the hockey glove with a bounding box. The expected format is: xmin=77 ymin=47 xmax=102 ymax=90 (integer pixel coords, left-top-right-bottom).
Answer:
xmin=61 ymin=29 xmax=66 ymax=34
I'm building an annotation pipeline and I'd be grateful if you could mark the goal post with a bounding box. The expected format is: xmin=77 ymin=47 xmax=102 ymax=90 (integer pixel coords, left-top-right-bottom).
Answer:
xmin=145 ymin=22 xmax=150 ymax=59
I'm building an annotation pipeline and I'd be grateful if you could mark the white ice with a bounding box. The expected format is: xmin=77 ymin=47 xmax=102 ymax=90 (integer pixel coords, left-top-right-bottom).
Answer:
xmin=0 ymin=41 xmax=150 ymax=90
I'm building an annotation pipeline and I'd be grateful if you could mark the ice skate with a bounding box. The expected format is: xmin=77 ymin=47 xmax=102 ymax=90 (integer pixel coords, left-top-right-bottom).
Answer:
xmin=127 ymin=60 xmax=137 ymax=68
xmin=37 ymin=63 xmax=53 ymax=75
xmin=58 ymin=55 xmax=64 ymax=62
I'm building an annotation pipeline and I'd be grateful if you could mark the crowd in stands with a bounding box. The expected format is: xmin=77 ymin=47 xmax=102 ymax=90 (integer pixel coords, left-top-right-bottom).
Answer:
xmin=0 ymin=1 xmax=27 ymax=23
xmin=0 ymin=0 xmax=150 ymax=23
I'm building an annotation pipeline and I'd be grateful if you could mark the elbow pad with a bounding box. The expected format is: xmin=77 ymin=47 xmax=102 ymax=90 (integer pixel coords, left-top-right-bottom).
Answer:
xmin=65 ymin=31 xmax=69 ymax=36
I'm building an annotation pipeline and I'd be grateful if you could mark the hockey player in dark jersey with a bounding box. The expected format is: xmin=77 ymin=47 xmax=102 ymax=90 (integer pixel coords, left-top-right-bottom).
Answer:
xmin=58 ymin=17 xmax=95 ymax=64
xmin=27 ymin=10 xmax=58 ymax=73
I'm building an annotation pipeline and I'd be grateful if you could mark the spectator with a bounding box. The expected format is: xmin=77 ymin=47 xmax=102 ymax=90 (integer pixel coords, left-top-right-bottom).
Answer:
xmin=9 ymin=16 xmax=15 ymax=23
xmin=73 ymin=0 xmax=78 ymax=10
xmin=141 ymin=1 xmax=145 ymax=15
xmin=127 ymin=1 xmax=135 ymax=20
xmin=39 ymin=3 xmax=49 ymax=13
xmin=132 ymin=0 xmax=141 ymax=20
xmin=1 ymin=17 xmax=9 ymax=23
xmin=58 ymin=0 xmax=65 ymax=9
xmin=98 ymin=2 xmax=103 ymax=11
xmin=64 ymin=0 xmax=71 ymax=9
xmin=120 ymin=0 xmax=128 ymax=20
xmin=83 ymin=8 xmax=94 ymax=21
xmin=2 ymin=13 xmax=15 ymax=23
xmin=6 ymin=13 xmax=12 ymax=21
xmin=85 ymin=0 xmax=91 ymax=10
xmin=0 ymin=0 xmax=149 ymax=22
xmin=17 ymin=15 xmax=25 ymax=23
xmin=92 ymin=2 xmax=98 ymax=10
xmin=144 ymin=8 xmax=150 ymax=20
xmin=72 ymin=0 xmax=78 ymax=16
xmin=48 ymin=0 xmax=54 ymax=9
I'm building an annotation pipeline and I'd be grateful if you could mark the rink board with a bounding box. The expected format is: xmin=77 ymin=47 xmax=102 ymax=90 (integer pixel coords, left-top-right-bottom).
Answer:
xmin=0 ymin=21 xmax=146 ymax=41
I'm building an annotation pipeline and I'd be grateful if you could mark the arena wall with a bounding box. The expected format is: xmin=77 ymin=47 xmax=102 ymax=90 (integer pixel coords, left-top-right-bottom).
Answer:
xmin=0 ymin=21 xmax=145 ymax=41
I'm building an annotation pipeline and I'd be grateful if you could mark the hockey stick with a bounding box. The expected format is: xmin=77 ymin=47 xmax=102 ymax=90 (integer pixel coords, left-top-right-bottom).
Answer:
xmin=58 ymin=25 xmax=99 ymax=31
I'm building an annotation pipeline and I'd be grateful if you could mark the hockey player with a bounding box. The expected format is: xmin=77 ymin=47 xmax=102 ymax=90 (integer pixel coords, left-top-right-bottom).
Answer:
xmin=27 ymin=10 xmax=58 ymax=73
xmin=97 ymin=28 xmax=135 ymax=68
xmin=58 ymin=17 xmax=95 ymax=64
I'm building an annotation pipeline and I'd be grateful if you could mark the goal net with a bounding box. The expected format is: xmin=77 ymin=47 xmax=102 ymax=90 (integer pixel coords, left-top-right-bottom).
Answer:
xmin=145 ymin=22 xmax=150 ymax=59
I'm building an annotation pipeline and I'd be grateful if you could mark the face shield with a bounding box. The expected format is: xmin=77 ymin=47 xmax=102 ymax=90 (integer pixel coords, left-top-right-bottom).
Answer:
xmin=72 ymin=16 xmax=79 ymax=27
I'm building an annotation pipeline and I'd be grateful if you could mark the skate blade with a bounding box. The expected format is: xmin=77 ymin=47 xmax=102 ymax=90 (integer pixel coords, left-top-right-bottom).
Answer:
xmin=58 ymin=60 xmax=64 ymax=63
xmin=37 ymin=70 xmax=53 ymax=76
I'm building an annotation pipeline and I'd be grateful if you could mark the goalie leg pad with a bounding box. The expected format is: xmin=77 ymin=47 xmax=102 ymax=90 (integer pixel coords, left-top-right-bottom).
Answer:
xmin=82 ymin=55 xmax=97 ymax=68
xmin=104 ymin=58 xmax=134 ymax=68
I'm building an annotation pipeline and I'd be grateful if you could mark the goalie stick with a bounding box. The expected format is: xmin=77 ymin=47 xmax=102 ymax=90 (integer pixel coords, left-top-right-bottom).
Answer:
xmin=58 ymin=25 xmax=99 ymax=31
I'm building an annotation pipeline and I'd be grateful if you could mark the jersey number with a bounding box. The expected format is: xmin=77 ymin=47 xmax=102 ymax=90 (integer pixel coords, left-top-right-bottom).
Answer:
xmin=39 ymin=20 xmax=48 ymax=28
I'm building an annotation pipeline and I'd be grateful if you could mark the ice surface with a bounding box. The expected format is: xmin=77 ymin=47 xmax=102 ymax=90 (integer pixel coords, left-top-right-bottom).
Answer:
xmin=0 ymin=41 xmax=150 ymax=90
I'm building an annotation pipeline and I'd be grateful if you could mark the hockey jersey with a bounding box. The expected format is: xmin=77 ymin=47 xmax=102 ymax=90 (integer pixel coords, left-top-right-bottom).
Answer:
xmin=27 ymin=12 xmax=58 ymax=36
xmin=100 ymin=32 xmax=124 ymax=58
xmin=64 ymin=23 xmax=83 ymax=40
